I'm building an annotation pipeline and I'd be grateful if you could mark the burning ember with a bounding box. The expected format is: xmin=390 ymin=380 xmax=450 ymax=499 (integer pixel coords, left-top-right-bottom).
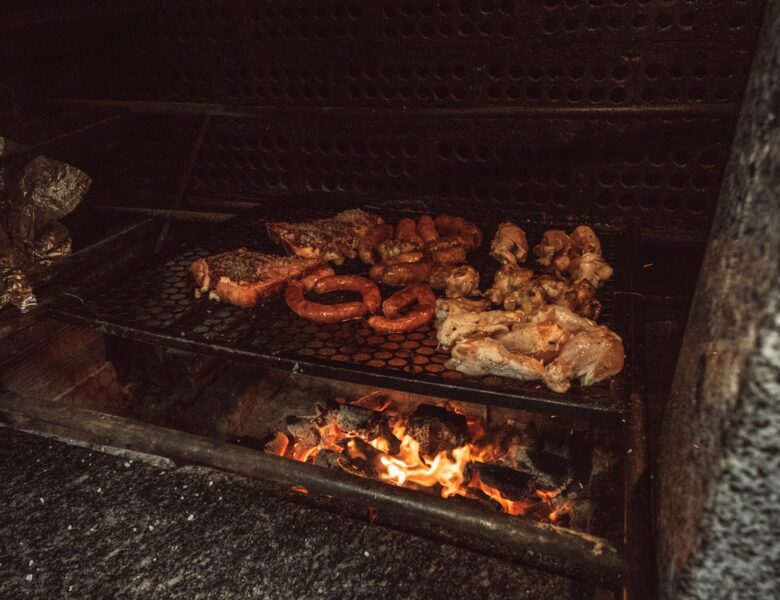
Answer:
xmin=262 ymin=393 xmax=583 ymax=526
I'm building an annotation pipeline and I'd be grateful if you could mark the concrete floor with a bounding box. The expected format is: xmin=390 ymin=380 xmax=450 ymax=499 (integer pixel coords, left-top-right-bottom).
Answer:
xmin=0 ymin=426 xmax=591 ymax=600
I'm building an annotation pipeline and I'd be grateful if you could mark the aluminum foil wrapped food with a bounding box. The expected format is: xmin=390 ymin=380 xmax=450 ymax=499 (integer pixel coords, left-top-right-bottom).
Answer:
xmin=0 ymin=139 xmax=91 ymax=312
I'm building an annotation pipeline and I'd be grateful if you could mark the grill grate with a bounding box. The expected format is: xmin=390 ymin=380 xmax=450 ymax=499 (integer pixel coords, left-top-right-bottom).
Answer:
xmin=51 ymin=200 xmax=631 ymax=425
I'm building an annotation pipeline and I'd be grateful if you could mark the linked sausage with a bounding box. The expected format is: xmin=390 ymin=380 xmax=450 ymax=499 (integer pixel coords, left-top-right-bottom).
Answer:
xmin=382 ymin=282 xmax=436 ymax=318
xmin=395 ymin=217 xmax=424 ymax=248
xmin=358 ymin=224 xmax=394 ymax=264
xmin=296 ymin=266 xmax=336 ymax=292
xmin=312 ymin=275 xmax=382 ymax=313
xmin=425 ymin=237 xmax=467 ymax=265
xmin=285 ymin=284 xmax=368 ymax=323
xmin=416 ymin=215 xmax=438 ymax=244
xmin=368 ymin=283 xmax=436 ymax=333
xmin=434 ymin=215 xmax=483 ymax=251
xmin=370 ymin=260 xmax=432 ymax=287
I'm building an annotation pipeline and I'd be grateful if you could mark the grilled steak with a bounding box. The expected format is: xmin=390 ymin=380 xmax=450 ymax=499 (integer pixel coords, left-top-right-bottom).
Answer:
xmin=266 ymin=208 xmax=384 ymax=265
xmin=191 ymin=248 xmax=323 ymax=308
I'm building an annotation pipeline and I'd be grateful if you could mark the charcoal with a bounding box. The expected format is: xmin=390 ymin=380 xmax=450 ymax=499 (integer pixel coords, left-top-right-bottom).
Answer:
xmin=499 ymin=441 xmax=574 ymax=491
xmin=528 ymin=450 xmax=574 ymax=491
xmin=329 ymin=404 xmax=400 ymax=454
xmin=313 ymin=449 xmax=343 ymax=470
xmin=473 ymin=462 xmax=535 ymax=501
xmin=337 ymin=437 xmax=382 ymax=478
xmin=406 ymin=404 xmax=468 ymax=457
xmin=263 ymin=431 xmax=290 ymax=456
xmin=286 ymin=418 xmax=319 ymax=449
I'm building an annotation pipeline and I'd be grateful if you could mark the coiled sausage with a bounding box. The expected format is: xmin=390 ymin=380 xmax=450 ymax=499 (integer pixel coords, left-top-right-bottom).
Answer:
xmin=368 ymin=283 xmax=436 ymax=333
xmin=312 ymin=275 xmax=382 ymax=313
xmin=285 ymin=284 xmax=368 ymax=323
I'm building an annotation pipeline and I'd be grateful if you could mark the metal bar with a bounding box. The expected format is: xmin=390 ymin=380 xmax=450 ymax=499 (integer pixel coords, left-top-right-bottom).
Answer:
xmin=138 ymin=191 xmax=262 ymax=212
xmin=51 ymin=99 xmax=742 ymax=120
xmin=0 ymin=392 xmax=623 ymax=586
xmin=155 ymin=115 xmax=211 ymax=252
xmin=93 ymin=206 xmax=234 ymax=223
xmin=0 ymin=114 xmax=130 ymax=165
xmin=32 ymin=219 xmax=158 ymax=288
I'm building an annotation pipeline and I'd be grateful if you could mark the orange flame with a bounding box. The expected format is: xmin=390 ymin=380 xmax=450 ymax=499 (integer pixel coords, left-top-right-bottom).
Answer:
xmin=277 ymin=405 xmax=574 ymax=524
xmin=469 ymin=471 xmax=535 ymax=516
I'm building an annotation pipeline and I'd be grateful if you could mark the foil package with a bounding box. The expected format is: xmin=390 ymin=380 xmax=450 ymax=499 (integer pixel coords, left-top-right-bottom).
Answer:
xmin=0 ymin=138 xmax=91 ymax=312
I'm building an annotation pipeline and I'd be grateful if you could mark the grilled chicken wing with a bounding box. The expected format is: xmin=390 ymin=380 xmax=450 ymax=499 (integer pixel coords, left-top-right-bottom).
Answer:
xmin=569 ymin=225 xmax=602 ymax=255
xmin=568 ymin=252 xmax=614 ymax=289
xmin=534 ymin=230 xmax=572 ymax=276
xmin=490 ymin=222 xmax=529 ymax=266
xmin=485 ymin=264 xmax=534 ymax=307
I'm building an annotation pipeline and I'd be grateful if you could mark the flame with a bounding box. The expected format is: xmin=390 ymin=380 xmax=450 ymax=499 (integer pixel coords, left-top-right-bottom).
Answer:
xmin=374 ymin=434 xmax=471 ymax=499
xmin=291 ymin=443 xmax=319 ymax=462
xmin=275 ymin=404 xmax=575 ymax=524
xmin=469 ymin=471 xmax=535 ymax=516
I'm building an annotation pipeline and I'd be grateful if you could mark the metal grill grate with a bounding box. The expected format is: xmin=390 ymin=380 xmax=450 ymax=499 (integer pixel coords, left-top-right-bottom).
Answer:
xmin=50 ymin=201 xmax=631 ymax=425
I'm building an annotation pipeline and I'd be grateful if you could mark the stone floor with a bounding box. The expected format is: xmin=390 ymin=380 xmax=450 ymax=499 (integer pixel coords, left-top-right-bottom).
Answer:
xmin=0 ymin=426 xmax=591 ymax=600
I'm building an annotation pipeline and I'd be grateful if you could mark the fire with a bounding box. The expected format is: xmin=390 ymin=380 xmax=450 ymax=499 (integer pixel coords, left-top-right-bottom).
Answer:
xmin=272 ymin=402 xmax=576 ymax=525
xmin=469 ymin=470 xmax=534 ymax=516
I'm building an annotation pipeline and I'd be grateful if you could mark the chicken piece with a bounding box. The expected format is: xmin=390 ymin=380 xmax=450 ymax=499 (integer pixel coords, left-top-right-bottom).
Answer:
xmin=534 ymin=230 xmax=572 ymax=275
xmin=543 ymin=327 xmax=625 ymax=393
xmin=443 ymin=265 xmax=480 ymax=298
xmin=436 ymin=310 xmax=525 ymax=348
xmin=554 ymin=279 xmax=602 ymax=319
xmin=446 ymin=337 xmax=545 ymax=381
xmin=498 ymin=321 xmax=571 ymax=363
xmin=490 ymin=222 xmax=529 ymax=266
xmin=434 ymin=297 xmax=490 ymax=327
xmin=569 ymin=225 xmax=602 ymax=255
xmin=485 ymin=264 xmax=534 ymax=306
xmin=568 ymin=252 xmax=614 ymax=288
xmin=527 ymin=304 xmax=598 ymax=333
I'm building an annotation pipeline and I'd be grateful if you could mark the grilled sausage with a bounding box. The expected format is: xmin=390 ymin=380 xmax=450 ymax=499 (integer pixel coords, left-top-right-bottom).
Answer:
xmin=358 ymin=224 xmax=394 ymax=264
xmin=370 ymin=260 xmax=432 ymax=287
xmin=416 ymin=215 xmax=438 ymax=244
xmin=368 ymin=283 xmax=436 ymax=333
xmin=382 ymin=282 xmax=436 ymax=317
xmin=434 ymin=215 xmax=483 ymax=251
xmin=395 ymin=217 xmax=424 ymax=248
xmin=296 ymin=266 xmax=336 ymax=292
xmin=285 ymin=284 xmax=368 ymax=323
xmin=312 ymin=275 xmax=382 ymax=313
xmin=424 ymin=237 xmax=467 ymax=265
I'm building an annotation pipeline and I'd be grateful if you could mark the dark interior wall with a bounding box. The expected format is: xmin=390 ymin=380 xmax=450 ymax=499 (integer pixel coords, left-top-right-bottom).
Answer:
xmin=657 ymin=1 xmax=780 ymax=596
xmin=3 ymin=0 xmax=767 ymax=232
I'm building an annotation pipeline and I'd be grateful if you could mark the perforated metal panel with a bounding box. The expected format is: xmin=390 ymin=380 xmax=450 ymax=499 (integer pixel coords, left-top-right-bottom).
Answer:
xmin=188 ymin=116 xmax=731 ymax=224
xmin=48 ymin=0 xmax=767 ymax=230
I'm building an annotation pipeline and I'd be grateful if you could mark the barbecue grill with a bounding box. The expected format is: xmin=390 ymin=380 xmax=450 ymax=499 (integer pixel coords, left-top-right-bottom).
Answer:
xmin=2 ymin=2 xmax=778 ymax=599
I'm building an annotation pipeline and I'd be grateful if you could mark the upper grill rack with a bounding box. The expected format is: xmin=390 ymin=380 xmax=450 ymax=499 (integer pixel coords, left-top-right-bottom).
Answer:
xmin=50 ymin=201 xmax=631 ymax=425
